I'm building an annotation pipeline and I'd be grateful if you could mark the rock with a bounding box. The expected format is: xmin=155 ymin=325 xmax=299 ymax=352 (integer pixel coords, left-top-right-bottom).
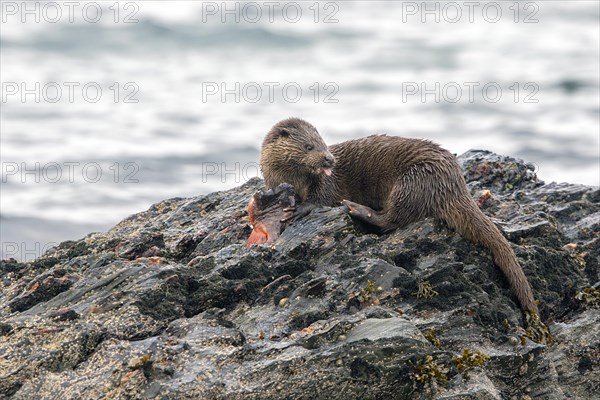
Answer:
xmin=344 ymin=317 xmax=425 ymax=344
xmin=0 ymin=152 xmax=598 ymax=399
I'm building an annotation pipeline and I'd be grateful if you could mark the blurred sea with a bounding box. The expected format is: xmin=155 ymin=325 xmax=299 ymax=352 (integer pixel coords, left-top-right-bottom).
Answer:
xmin=1 ymin=1 xmax=599 ymax=260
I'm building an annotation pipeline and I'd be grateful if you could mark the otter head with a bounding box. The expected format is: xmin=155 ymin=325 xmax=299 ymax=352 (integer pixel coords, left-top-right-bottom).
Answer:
xmin=260 ymin=118 xmax=335 ymax=192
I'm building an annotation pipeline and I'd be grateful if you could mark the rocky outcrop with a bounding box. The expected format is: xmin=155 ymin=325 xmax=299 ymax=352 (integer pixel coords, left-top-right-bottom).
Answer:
xmin=1 ymin=151 xmax=598 ymax=399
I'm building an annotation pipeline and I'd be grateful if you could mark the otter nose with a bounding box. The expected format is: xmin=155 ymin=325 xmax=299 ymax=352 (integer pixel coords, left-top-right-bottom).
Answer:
xmin=324 ymin=153 xmax=335 ymax=166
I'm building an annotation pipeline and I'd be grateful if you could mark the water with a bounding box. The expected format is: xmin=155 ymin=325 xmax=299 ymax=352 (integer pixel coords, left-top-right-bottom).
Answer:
xmin=1 ymin=1 xmax=599 ymax=260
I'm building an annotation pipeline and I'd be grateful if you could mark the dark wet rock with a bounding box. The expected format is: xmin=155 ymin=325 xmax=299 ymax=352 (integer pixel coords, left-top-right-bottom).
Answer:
xmin=8 ymin=272 xmax=79 ymax=313
xmin=0 ymin=152 xmax=598 ymax=400
xmin=47 ymin=308 xmax=80 ymax=321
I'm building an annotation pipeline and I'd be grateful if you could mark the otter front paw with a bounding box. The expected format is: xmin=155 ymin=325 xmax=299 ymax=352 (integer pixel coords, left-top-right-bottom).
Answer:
xmin=342 ymin=200 xmax=374 ymax=221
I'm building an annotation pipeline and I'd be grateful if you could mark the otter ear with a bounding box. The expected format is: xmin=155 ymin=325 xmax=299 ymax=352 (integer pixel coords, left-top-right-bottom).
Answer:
xmin=279 ymin=129 xmax=290 ymax=137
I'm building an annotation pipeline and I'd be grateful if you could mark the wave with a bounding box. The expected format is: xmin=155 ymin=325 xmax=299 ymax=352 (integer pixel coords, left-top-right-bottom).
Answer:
xmin=1 ymin=19 xmax=316 ymax=55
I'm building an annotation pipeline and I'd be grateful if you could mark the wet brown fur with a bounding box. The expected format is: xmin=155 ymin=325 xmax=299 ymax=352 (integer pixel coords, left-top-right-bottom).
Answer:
xmin=260 ymin=118 xmax=538 ymax=313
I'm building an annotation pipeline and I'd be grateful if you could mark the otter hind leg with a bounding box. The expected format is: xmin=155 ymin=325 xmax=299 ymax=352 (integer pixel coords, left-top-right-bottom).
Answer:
xmin=342 ymin=200 xmax=400 ymax=233
xmin=342 ymin=166 xmax=439 ymax=233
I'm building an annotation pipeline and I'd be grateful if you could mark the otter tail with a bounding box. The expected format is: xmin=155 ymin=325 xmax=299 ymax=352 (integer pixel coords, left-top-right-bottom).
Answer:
xmin=440 ymin=197 xmax=538 ymax=314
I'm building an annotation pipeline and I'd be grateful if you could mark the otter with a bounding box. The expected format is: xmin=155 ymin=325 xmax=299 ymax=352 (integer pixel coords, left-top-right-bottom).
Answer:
xmin=260 ymin=117 xmax=539 ymax=314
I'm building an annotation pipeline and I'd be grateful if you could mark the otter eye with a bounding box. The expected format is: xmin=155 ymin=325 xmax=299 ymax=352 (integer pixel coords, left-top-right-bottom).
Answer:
xmin=305 ymin=144 xmax=314 ymax=151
